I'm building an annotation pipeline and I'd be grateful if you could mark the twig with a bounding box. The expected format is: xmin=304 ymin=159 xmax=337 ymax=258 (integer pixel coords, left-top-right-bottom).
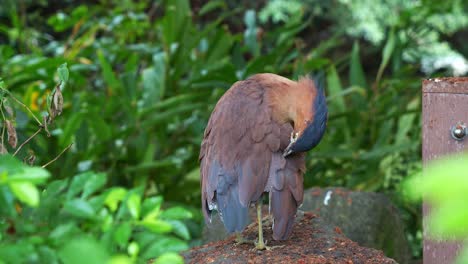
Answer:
xmin=0 ymin=99 xmax=6 ymax=148
xmin=13 ymin=127 xmax=42 ymax=156
xmin=42 ymin=143 xmax=73 ymax=168
xmin=4 ymin=91 xmax=43 ymax=126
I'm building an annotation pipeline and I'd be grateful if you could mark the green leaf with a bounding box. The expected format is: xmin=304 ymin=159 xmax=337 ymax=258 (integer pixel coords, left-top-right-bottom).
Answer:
xmin=199 ymin=0 xmax=225 ymax=16
xmin=58 ymin=63 xmax=69 ymax=83
xmin=326 ymin=65 xmax=346 ymax=112
xmin=141 ymin=237 xmax=188 ymax=259
xmin=38 ymin=245 xmax=59 ymax=263
xmin=67 ymin=172 xmax=92 ymax=199
xmin=50 ymin=223 xmax=78 ymax=242
xmin=97 ymin=49 xmax=122 ymax=93
xmin=326 ymin=65 xmax=351 ymax=142
xmin=0 ymin=185 xmax=18 ymax=217
xmin=0 ymin=240 xmax=34 ymax=263
xmin=349 ymin=41 xmax=367 ymax=88
xmin=88 ymin=113 xmax=111 ymax=141
xmin=108 ymin=255 xmax=133 ymax=264
xmin=428 ymin=200 xmax=468 ymax=239
xmin=8 ymin=167 xmax=50 ymax=184
xmin=9 ymin=182 xmax=39 ymax=207
xmin=43 ymin=179 xmax=68 ymax=198
xmin=60 ymin=112 xmax=84 ymax=147
xmin=395 ymin=98 xmax=419 ymax=144
xmin=0 ymin=154 xmax=24 ymax=176
xmin=376 ymin=29 xmax=395 ymax=83
xmin=113 ymin=222 xmax=132 ymax=248
xmin=160 ymin=206 xmax=193 ymax=220
xmin=88 ymin=192 xmax=106 ymax=212
xmin=105 ymin=188 xmax=127 ymax=212
xmin=161 ymin=0 xmax=191 ymax=45
xmin=59 ymin=237 xmax=109 ymax=264
xmin=168 ymin=220 xmax=191 ymax=240
xmin=140 ymin=219 xmax=172 ymax=233
xmin=63 ymin=199 xmax=96 ymax=219
xmin=142 ymin=52 xmax=166 ymax=106
xmin=127 ymin=193 xmax=141 ymax=220
xmin=142 ymin=196 xmax=163 ymax=220
xmin=404 ymin=154 xmax=468 ymax=202
xmin=82 ymin=172 xmax=106 ymax=199
xmin=127 ymin=241 xmax=139 ymax=258
xmin=142 ymin=52 xmax=166 ymax=107
xmin=154 ymin=252 xmax=184 ymax=264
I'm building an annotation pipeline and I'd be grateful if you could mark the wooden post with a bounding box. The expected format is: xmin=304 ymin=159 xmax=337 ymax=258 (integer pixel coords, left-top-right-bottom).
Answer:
xmin=422 ymin=77 xmax=468 ymax=264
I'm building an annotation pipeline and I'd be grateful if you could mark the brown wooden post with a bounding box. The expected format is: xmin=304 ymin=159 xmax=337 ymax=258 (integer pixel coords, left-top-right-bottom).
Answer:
xmin=422 ymin=77 xmax=468 ymax=264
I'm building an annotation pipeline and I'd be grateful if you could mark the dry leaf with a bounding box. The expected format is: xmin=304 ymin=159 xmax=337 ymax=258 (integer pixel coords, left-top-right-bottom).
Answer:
xmin=5 ymin=120 xmax=17 ymax=148
xmin=3 ymin=99 xmax=14 ymax=118
xmin=51 ymin=86 xmax=63 ymax=117
xmin=25 ymin=153 xmax=36 ymax=165
xmin=43 ymin=115 xmax=50 ymax=137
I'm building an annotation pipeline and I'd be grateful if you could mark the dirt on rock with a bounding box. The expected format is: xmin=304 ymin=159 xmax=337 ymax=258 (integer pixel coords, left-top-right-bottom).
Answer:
xmin=183 ymin=212 xmax=397 ymax=264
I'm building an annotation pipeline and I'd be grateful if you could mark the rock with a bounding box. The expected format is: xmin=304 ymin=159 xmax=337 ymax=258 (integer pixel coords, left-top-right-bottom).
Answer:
xmin=301 ymin=187 xmax=411 ymax=264
xmin=185 ymin=212 xmax=397 ymax=264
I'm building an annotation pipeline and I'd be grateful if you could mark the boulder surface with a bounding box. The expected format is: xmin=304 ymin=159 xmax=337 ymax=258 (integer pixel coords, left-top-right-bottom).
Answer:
xmin=184 ymin=211 xmax=397 ymax=264
xmin=301 ymin=187 xmax=411 ymax=263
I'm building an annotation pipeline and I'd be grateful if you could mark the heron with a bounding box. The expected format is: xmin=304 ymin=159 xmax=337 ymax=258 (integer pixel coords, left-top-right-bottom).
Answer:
xmin=200 ymin=73 xmax=327 ymax=250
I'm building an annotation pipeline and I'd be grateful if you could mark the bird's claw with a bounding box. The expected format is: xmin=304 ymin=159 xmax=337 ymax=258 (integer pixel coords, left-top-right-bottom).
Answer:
xmin=252 ymin=240 xmax=285 ymax=251
xmin=235 ymin=236 xmax=254 ymax=246
xmin=252 ymin=239 xmax=270 ymax=251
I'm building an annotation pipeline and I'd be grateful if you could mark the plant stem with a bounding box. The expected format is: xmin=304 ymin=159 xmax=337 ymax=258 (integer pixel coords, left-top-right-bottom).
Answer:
xmin=42 ymin=143 xmax=73 ymax=168
xmin=5 ymin=91 xmax=42 ymax=126
xmin=0 ymin=99 xmax=6 ymax=148
xmin=13 ymin=128 xmax=42 ymax=156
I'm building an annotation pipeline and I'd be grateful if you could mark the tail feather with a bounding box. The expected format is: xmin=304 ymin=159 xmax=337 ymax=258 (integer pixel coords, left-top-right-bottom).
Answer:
xmin=217 ymin=182 xmax=250 ymax=232
xmin=270 ymin=189 xmax=297 ymax=240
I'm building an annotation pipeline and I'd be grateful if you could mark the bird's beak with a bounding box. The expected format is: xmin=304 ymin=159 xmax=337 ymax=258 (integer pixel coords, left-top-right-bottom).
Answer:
xmin=283 ymin=131 xmax=299 ymax=157
xmin=283 ymin=143 xmax=294 ymax=157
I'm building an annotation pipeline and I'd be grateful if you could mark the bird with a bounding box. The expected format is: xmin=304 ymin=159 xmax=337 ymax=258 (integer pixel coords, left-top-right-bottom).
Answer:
xmin=199 ymin=73 xmax=327 ymax=250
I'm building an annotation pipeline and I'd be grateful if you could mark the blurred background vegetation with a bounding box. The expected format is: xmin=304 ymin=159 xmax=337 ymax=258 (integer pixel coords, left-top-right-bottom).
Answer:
xmin=0 ymin=0 xmax=467 ymax=262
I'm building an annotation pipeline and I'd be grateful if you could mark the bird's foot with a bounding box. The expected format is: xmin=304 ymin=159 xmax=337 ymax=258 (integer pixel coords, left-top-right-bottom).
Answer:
xmin=235 ymin=235 xmax=254 ymax=245
xmin=253 ymin=239 xmax=285 ymax=251
xmin=253 ymin=239 xmax=284 ymax=251
xmin=253 ymin=239 xmax=270 ymax=251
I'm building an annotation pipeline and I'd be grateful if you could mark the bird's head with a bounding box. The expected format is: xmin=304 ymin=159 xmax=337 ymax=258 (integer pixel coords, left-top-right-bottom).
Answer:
xmin=283 ymin=77 xmax=328 ymax=157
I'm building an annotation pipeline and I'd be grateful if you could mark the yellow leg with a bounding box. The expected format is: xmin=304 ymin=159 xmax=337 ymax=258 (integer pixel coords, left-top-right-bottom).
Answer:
xmin=254 ymin=200 xmax=270 ymax=250
xmin=253 ymin=199 xmax=284 ymax=251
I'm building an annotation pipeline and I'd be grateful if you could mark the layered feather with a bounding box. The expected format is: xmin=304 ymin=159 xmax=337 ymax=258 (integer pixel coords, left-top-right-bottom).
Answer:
xmin=200 ymin=73 xmax=317 ymax=239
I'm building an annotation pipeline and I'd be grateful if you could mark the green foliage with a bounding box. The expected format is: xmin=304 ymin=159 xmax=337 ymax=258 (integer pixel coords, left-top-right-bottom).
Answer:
xmin=260 ymin=0 xmax=468 ymax=76
xmin=0 ymin=0 xmax=467 ymax=261
xmin=259 ymin=0 xmax=303 ymax=23
xmin=404 ymin=154 xmax=468 ymax=264
xmin=0 ymin=155 xmax=192 ymax=263
xmin=0 ymin=155 xmax=49 ymax=207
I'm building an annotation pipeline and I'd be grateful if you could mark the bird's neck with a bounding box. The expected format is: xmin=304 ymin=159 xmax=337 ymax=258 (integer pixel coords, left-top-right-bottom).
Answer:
xmin=267 ymin=84 xmax=313 ymax=133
